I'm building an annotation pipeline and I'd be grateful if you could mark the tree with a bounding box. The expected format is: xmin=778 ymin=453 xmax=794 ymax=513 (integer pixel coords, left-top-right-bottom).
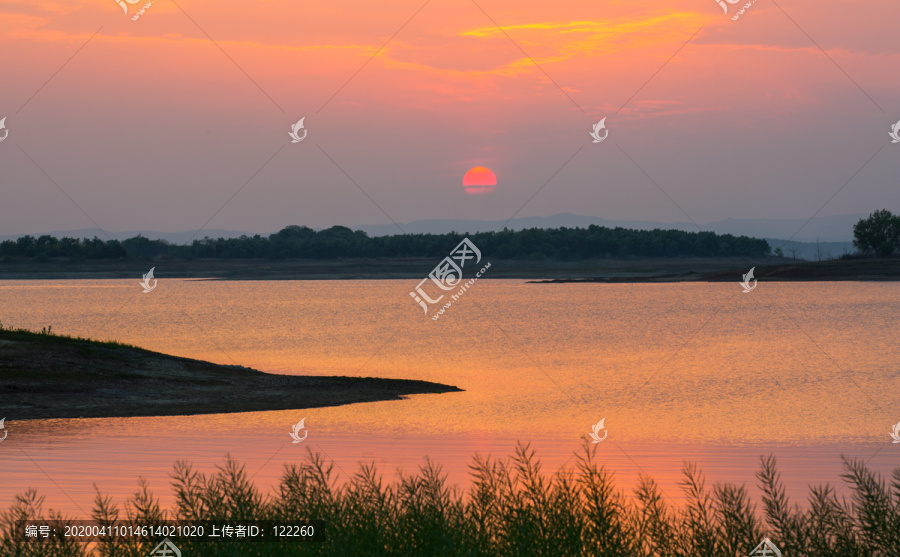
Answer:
xmin=853 ymin=209 xmax=900 ymax=256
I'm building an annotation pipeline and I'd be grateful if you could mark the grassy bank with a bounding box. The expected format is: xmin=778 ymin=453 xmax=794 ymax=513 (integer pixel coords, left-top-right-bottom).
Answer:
xmin=0 ymin=325 xmax=461 ymax=420
xmin=1 ymin=443 xmax=898 ymax=556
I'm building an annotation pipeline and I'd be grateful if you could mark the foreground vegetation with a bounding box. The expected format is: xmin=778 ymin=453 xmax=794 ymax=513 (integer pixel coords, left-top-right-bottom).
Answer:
xmin=2 ymin=443 xmax=898 ymax=556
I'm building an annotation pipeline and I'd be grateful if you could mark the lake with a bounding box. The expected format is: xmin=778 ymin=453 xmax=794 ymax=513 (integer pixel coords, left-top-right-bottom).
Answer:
xmin=1 ymin=279 xmax=898 ymax=516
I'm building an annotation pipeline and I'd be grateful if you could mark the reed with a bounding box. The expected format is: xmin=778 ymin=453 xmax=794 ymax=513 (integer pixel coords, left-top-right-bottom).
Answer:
xmin=2 ymin=442 xmax=898 ymax=556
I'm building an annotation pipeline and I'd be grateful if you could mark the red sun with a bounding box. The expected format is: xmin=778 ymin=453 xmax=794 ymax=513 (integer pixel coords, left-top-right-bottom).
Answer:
xmin=463 ymin=166 xmax=497 ymax=195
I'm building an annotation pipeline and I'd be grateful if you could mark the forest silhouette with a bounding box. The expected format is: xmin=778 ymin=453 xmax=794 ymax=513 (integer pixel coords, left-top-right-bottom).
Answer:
xmin=0 ymin=225 xmax=772 ymax=261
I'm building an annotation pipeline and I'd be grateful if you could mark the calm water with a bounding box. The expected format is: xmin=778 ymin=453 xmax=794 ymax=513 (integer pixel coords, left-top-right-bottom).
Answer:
xmin=1 ymin=279 xmax=898 ymax=515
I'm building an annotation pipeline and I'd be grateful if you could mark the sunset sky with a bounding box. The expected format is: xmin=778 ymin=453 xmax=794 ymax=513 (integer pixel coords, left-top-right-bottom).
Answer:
xmin=1 ymin=0 xmax=898 ymax=236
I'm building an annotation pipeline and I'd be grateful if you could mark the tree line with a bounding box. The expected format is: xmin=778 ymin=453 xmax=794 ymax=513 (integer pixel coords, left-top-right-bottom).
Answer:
xmin=0 ymin=224 xmax=772 ymax=261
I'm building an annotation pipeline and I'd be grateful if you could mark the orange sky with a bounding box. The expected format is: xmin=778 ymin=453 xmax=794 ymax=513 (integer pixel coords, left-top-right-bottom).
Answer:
xmin=1 ymin=0 xmax=898 ymax=235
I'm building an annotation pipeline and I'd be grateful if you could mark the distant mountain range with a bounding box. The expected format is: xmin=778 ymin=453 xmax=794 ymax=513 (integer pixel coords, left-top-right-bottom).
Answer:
xmin=2 ymin=213 xmax=863 ymax=261
xmin=353 ymin=213 xmax=863 ymax=242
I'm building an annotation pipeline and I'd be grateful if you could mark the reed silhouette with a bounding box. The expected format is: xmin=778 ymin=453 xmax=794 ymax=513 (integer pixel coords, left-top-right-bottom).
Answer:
xmin=2 ymin=442 xmax=899 ymax=556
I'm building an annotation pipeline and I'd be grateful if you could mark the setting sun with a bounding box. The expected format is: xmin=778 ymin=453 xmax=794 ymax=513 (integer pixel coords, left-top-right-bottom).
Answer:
xmin=462 ymin=166 xmax=497 ymax=195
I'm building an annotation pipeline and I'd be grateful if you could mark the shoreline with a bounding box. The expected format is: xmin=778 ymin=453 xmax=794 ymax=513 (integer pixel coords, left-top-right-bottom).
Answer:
xmin=0 ymin=256 xmax=897 ymax=281
xmin=0 ymin=328 xmax=462 ymax=421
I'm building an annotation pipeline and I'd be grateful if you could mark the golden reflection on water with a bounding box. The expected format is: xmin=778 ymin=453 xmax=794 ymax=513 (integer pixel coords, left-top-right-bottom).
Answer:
xmin=1 ymin=279 xmax=898 ymax=514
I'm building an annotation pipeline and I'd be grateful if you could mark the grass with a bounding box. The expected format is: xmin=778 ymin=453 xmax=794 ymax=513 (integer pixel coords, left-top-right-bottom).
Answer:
xmin=0 ymin=321 xmax=141 ymax=351
xmin=2 ymin=442 xmax=899 ymax=556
